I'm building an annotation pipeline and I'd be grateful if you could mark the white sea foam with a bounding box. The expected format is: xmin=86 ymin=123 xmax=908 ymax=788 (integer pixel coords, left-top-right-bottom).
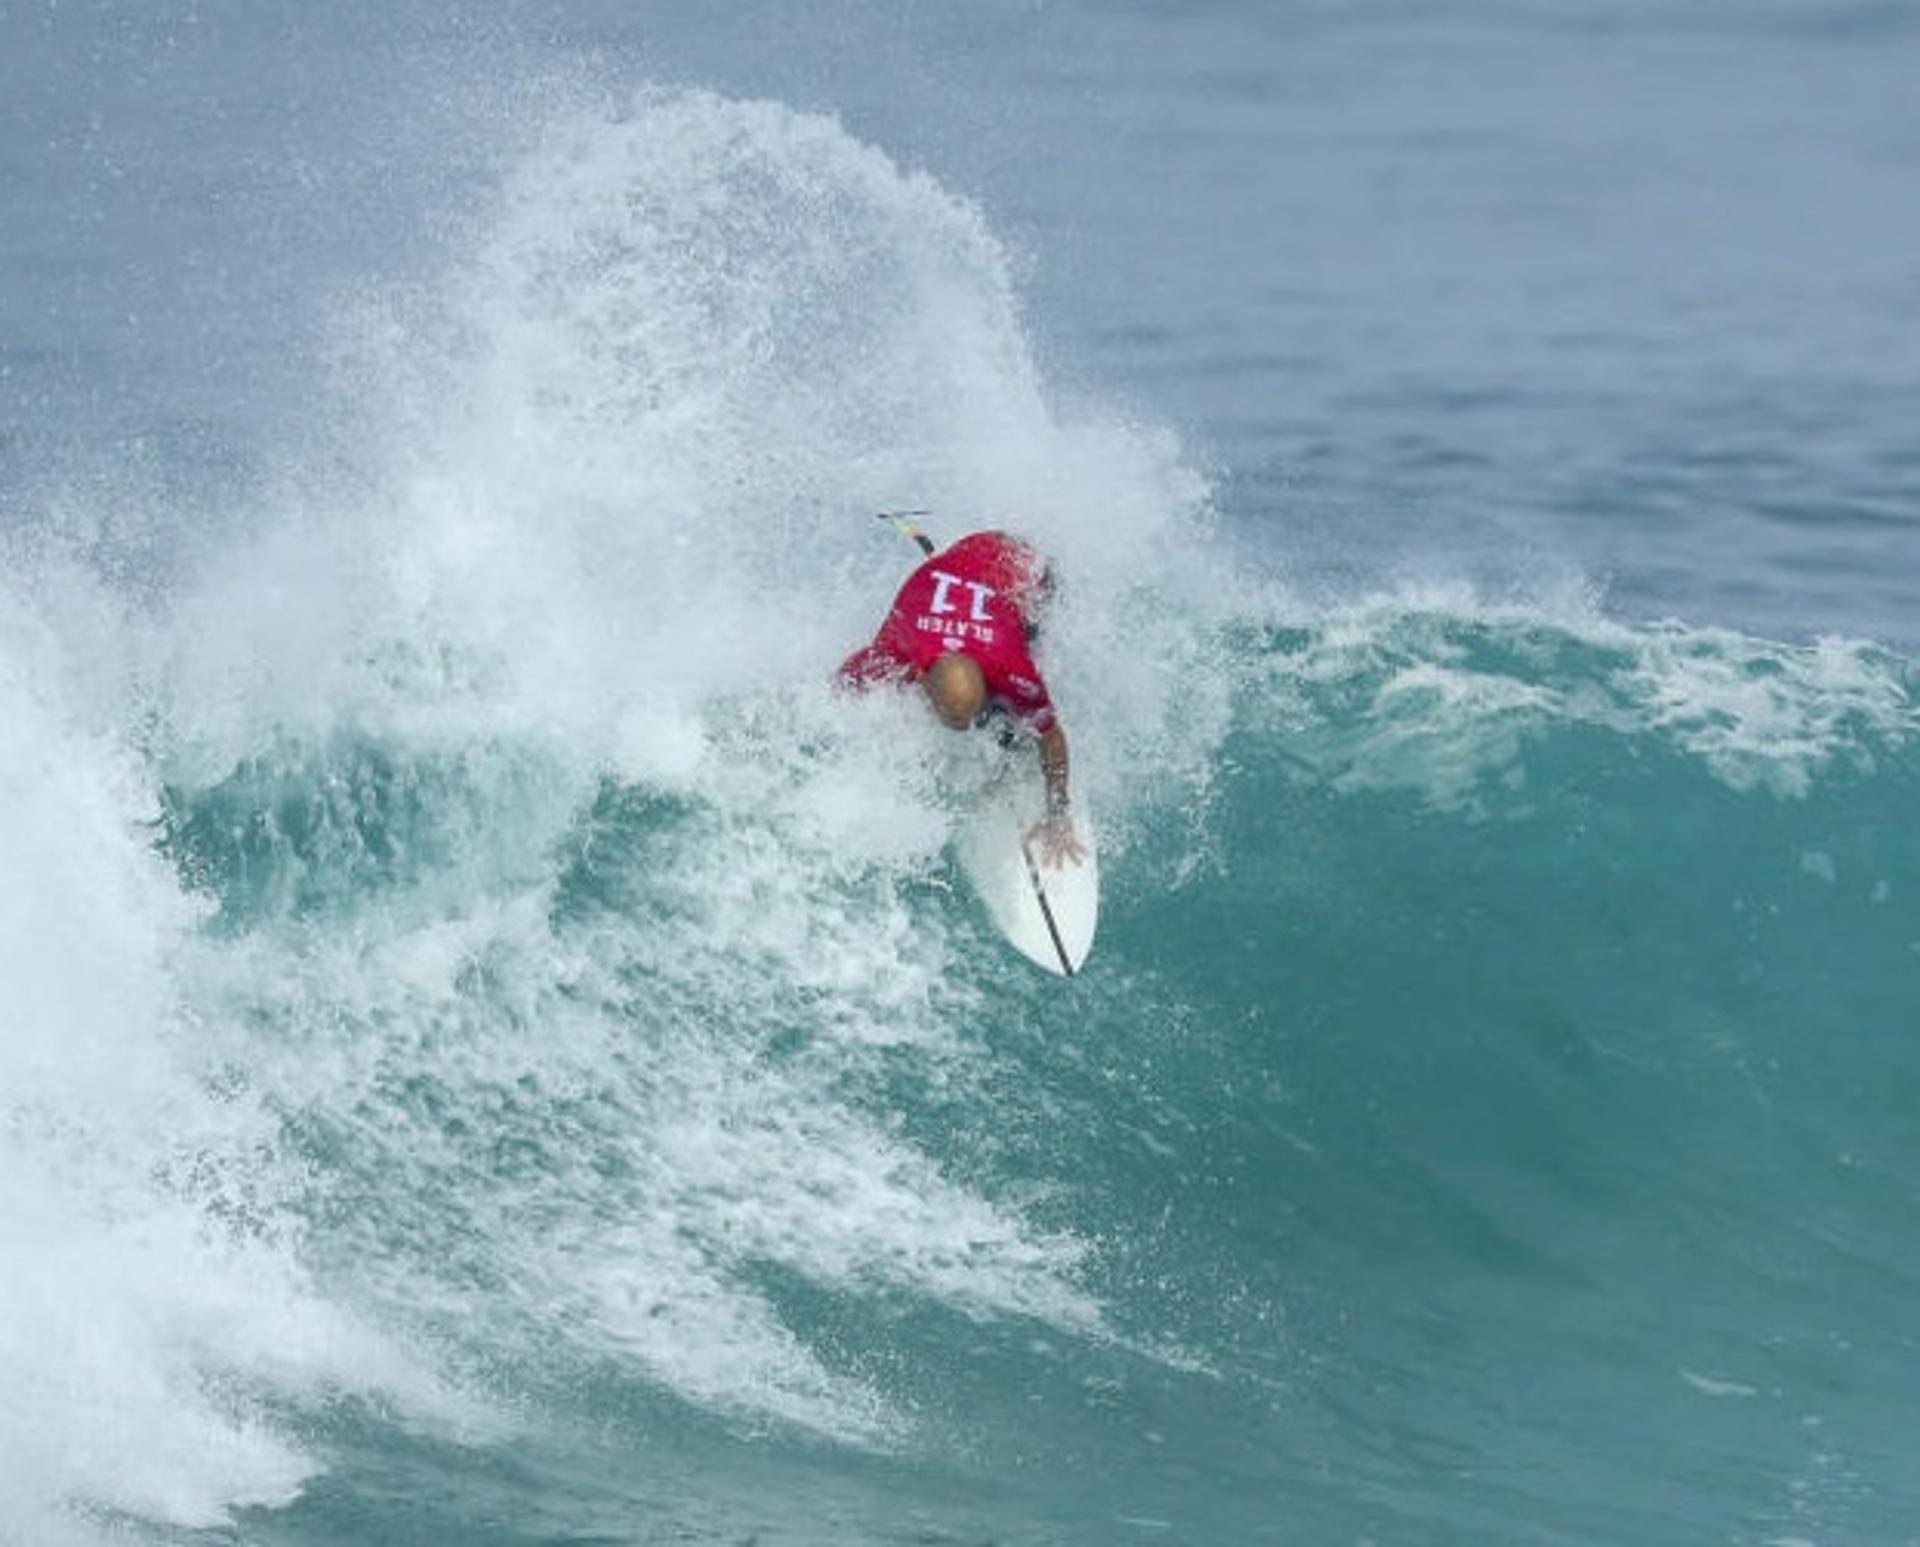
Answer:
xmin=0 ymin=570 xmax=477 ymax=1544
xmin=1620 ymin=626 xmax=1915 ymax=797
xmin=1679 ymin=1367 xmax=1760 ymax=1399
xmin=1265 ymin=589 xmax=1916 ymax=808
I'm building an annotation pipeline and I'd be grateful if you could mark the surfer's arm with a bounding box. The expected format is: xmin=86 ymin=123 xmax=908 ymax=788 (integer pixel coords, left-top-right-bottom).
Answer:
xmin=837 ymin=642 xmax=906 ymax=689
xmin=1031 ymin=722 xmax=1087 ymax=866
xmin=1038 ymin=722 xmax=1071 ymax=816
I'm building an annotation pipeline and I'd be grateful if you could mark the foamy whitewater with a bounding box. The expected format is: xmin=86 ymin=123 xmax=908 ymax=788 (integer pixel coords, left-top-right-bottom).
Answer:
xmin=4 ymin=13 xmax=1919 ymax=1546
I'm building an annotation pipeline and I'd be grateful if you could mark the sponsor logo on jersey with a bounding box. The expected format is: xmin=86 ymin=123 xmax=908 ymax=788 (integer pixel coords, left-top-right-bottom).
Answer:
xmin=915 ymin=615 xmax=996 ymax=644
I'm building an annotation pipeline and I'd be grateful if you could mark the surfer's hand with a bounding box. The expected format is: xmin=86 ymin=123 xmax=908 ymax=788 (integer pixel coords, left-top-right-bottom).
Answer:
xmin=1027 ymin=812 xmax=1087 ymax=868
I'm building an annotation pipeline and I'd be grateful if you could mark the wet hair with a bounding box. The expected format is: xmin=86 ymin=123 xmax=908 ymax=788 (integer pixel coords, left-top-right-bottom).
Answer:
xmin=922 ymin=653 xmax=987 ymax=730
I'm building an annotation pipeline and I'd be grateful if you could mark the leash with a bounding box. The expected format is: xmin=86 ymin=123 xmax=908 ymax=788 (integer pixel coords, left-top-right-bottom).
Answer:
xmin=874 ymin=509 xmax=936 ymax=557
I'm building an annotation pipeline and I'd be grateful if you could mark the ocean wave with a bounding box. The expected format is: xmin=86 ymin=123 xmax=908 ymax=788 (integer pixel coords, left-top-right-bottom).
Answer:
xmin=6 ymin=77 xmax=1918 ymax=1544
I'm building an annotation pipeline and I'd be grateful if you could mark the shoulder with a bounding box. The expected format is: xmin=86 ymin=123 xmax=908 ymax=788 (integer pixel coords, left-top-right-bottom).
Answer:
xmin=983 ymin=640 xmax=1051 ymax=706
xmin=943 ymin=531 xmax=1044 ymax=593
xmin=937 ymin=532 xmax=998 ymax=570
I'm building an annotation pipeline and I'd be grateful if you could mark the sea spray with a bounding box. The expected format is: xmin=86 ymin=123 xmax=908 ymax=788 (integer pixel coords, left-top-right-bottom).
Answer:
xmin=128 ymin=85 xmax=1234 ymax=1491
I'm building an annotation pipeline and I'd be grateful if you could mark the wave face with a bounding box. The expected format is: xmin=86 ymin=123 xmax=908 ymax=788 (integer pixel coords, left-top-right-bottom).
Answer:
xmin=5 ymin=89 xmax=1919 ymax=1546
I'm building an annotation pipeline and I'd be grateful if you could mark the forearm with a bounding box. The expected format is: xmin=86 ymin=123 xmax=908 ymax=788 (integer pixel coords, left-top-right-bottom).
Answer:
xmin=1038 ymin=722 xmax=1071 ymax=815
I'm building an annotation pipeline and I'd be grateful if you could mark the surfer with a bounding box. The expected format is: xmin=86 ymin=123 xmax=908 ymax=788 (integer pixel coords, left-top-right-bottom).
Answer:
xmin=840 ymin=528 xmax=1087 ymax=866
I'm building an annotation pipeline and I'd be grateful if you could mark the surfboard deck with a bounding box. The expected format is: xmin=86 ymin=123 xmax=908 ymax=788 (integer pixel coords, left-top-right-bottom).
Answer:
xmin=955 ymin=768 xmax=1099 ymax=976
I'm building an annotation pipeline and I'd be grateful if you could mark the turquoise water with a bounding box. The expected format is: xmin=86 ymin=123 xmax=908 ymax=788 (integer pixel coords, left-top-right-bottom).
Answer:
xmin=4 ymin=7 xmax=1919 ymax=1545
xmin=114 ymin=606 xmax=1920 ymax=1546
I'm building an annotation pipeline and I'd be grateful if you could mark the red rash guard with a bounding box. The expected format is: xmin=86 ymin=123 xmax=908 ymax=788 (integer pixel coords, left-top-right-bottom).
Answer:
xmin=839 ymin=531 xmax=1057 ymax=734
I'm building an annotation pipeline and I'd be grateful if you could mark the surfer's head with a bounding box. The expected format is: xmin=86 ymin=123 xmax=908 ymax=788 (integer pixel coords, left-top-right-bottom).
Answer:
xmin=922 ymin=652 xmax=987 ymax=730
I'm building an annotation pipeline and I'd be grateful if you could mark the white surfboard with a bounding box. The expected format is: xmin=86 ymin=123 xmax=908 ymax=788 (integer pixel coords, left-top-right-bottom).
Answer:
xmin=955 ymin=768 xmax=1099 ymax=976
